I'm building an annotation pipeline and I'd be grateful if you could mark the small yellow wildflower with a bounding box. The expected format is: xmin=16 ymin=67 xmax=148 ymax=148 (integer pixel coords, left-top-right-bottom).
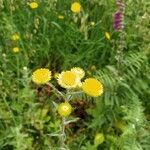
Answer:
xmin=58 ymin=15 xmax=64 ymax=20
xmin=105 ymin=32 xmax=111 ymax=40
xmin=71 ymin=67 xmax=85 ymax=79
xmin=32 ymin=68 xmax=51 ymax=84
xmin=90 ymin=65 xmax=96 ymax=71
xmin=94 ymin=133 xmax=105 ymax=146
xmin=11 ymin=34 xmax=20 ymax=41
xmin=57 ymin=71 xmax=80 ymax=89
xmin=82 ymin=78 xmax=103 ymax=97
xmin=29 ymin=2 xmax=38 ymax=9
xmin=71 ymin=2 xmax=81 ymax=13
xmin=12 ymin=47 xmax=20 ymax=53
xmin=57 ymin=102 xmax=72 ymax=117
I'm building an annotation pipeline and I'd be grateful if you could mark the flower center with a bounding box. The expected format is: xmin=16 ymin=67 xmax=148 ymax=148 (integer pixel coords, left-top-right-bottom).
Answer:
xmin=61 ymin=72 xmax=76 ymax=86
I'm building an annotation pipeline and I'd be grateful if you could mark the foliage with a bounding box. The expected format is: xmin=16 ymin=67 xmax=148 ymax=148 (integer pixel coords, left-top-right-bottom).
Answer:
xmin=0 ymin=0 xmax=150 ymax=150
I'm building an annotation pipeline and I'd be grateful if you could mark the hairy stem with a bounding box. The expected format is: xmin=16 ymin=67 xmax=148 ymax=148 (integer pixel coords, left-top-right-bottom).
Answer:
xmin=47 ymin=83 xmax=66 ymax=100
xmin=60 ymin=117 xmax=66 ymax=150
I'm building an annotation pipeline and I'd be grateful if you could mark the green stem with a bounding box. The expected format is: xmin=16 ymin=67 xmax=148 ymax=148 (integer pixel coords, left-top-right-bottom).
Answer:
xmin=68 ymin=91 xmax=83 ymax=95
xmin=3 ymin=97 xmax=16 ymax=126
xmin=60 ymin=117 xmax=66 ymax=150
xmin=16 ymin=56 xmax=20 ymax=101
xmin=47 ymin=83 xmax=66 ymax=100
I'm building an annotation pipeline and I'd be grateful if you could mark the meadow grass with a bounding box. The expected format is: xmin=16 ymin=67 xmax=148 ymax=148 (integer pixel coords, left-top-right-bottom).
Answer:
xmin=0 ymin=0 xmax=150 ymax=150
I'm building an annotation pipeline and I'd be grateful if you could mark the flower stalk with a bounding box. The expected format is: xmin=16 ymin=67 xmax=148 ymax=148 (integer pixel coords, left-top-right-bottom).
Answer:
xmin=47 ymin=82 xmax=66 ymax=100
xmin=113 ymin=0 xmax=126 ymax=70
xmin=60 ymin=117 xmax=66 ymax=150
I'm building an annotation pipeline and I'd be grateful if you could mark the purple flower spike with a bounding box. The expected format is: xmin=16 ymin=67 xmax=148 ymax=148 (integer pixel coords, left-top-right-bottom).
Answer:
xmin=114 ymin=11 xmax=122 ymax=20
xmin=113 ymin=11 xmax=123 ymax=30
xmin=113 ymin=0 xmax=125 ymax=31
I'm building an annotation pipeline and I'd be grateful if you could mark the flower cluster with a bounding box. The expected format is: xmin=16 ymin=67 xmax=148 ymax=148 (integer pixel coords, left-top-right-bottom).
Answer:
xmin=113 ymin=0 xmax=125 ymax=31
xmin=32 ymin=67 xmax=103 ymax=97
xmin=11 ymin=33 xmax=20 ymax=53
xmin=31 ymin=67 xmax=103 ymax=118
xmin=11 ymin=34 xmax=20 ymax=41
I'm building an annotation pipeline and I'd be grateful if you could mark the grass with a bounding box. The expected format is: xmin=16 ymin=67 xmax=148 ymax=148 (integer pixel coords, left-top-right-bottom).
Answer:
xmin=0 ymin=0 xmax=150 ymax=150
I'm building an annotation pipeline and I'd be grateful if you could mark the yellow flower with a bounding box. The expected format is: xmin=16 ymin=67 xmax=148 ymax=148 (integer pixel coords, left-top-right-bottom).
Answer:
xmin=105 ymin=32 xmax=111 ymax=40
xmin=12 ymin=47 xmax=20 ymax=53
xmin=71 ymin=2 xmax=81 ymax=13
xmin=57 ymin=71 xmax=80 ymax=89
xmin=90 ymin=65 xmax=96 ymax=71
xmin=94 ymin=133 xmax=105 ymax=146
xmin=32 ymin=68 xmax=51 ymax=84
xmin=82 ymin=78 xmax=103 ymax=97
xmin=29 ymin=2 xmax=38 ymax=9
xmin=57 ymin=102 xmax=72 ymax=117
xmin=71 ymin=67 xmax=85 ymax=79
xmin=58 ymin=15 xmax=64 ymax=19
xmin=11 ymin=34 xmax=20 ymax=41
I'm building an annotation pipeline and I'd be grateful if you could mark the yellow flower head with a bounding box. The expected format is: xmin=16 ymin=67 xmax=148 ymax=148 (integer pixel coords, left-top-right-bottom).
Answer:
xmin=32 ymin=68 xmax=51 ymax=84
xmin=94 ymin=133 xmax=105 ymax=146
xmin=12 ymin=47 xmax=20 ymax=53
xmin=57 ymin=71 xmax=80 ymax=89
xmin=82 ymin=78 xmax=103 ymax=97
xmin=58 ymin=15 xmax=64 ymax=20
xmin=71 ymin=67 xmax=85 ymax=79
xmin=90 ymin=65 xmax=96 ymax=71
xmin=105 ymin=32 xmax=111 ymax=40
xmin=57 ymin=102 xmax=72 ymax=117
xmin=11 ymin=34 xmax=20 ymax=41
xmin=29 ymin=2 xmax=38 ymax=9
xmin=71 ymin=2 xmax=81 ymax=13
